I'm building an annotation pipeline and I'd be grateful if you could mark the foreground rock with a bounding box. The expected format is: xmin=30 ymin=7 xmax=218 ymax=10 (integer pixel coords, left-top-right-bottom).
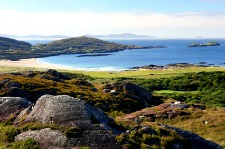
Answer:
xmin=0 ymin=97 xmax=31 ymax=121
xmin=15 ymin=128 xmax=68 ymax=149
xmin=15 ymin=95 xmax=122 ymax=149
xmin=22 ymin=95 xmax=116 ymax=131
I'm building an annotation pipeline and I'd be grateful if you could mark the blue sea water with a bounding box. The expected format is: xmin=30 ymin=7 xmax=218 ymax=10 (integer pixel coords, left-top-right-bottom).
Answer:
xmin=26 ymin=39 xmax=225 ymax=71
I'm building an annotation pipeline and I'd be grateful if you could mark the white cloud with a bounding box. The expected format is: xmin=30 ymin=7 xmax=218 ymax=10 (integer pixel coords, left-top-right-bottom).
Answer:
xmin=0 ymin=10 xmax=225 ymax=38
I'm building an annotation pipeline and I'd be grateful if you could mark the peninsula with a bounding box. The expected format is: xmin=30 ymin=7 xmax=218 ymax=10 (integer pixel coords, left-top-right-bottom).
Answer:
xmin=0 ymin=36 xmax=165 ymax=60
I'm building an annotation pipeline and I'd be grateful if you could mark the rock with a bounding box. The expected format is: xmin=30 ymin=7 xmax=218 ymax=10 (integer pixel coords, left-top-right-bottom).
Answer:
xmin=72 ymin=79 xmax=93 ymax=87
xmin=4 ymin=87 xmax=29 ymax=98
xmin=16 ymin=95 xmax=123 ymax=149
xmin=14 ymin=106 xmax=32 ymax=124
xmin=0 ymin=97 xmax=31 ymax=120
xmin=69 ymin=128 xmax=122 ymax=149
xmin=22 ymin=95 xmax=119 ymax=133
xmin=39 ymin=69 xmax=71 ymax=82
xmin=169 ymin=103 xmax=189 ymax=109
xmin=113 ymin=81 xmax=152 ymax=100
xmin=159 ymin=124 xmax=223 ymax=149
xmin=0 ymin=79 xmax=9 ymax=88
xmin=45 ymin=69 xmax=70 ymax=80
xmin=103 ymin=89 xmax=111 ymax=93
xmin=4 ymin=81 xmax=21 ymax=88
xmin=40 ymin=74 xmax=64 ymax=82
xmin=15 ymin=128 xmax=68 ymax=149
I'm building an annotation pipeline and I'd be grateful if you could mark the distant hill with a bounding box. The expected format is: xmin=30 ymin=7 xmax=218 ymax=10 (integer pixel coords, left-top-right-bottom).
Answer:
xmin=85 ymin=33 xmax=156 ymax=39
xmin=0 ymin=34 xmax=70 ymax=39
xmin=0 ymin=33 xmax=155 ymax=39
xmin=0 ymin=36 xmax=32 ymax=51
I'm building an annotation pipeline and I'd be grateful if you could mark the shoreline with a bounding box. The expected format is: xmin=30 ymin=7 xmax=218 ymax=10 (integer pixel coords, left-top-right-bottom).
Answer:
xmin=0 ymin=58 xmax=224 ymax=72
xmin=0 ymin=58 xmax=126 ymax=71
xmin=0 ymin=58 xmax=74 ymax=70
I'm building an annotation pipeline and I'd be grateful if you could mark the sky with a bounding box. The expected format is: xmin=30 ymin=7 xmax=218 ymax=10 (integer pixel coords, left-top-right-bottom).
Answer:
xmin=0 ymin=0 xmax=225 ymax=38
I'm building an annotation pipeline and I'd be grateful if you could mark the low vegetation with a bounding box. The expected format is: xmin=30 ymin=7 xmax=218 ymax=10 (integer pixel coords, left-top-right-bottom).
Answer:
xmin=133 ymin=71 xmax=225 ymax=107
xmin=0 ymin=67 xmax=225 ymax=148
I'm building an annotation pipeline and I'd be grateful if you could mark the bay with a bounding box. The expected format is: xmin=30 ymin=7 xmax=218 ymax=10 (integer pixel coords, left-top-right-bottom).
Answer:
xmin=25 ymin=39 xmax=225 ymax=71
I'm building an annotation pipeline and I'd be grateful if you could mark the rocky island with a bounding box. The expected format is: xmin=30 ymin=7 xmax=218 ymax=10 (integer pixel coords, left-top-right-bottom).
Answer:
xmin=188 ymin=41 xmax=220 ymax=47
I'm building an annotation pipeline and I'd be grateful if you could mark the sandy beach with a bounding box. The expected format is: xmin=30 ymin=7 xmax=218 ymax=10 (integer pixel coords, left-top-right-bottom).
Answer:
xmin=0 ymin=58 xmax=72 ymax=70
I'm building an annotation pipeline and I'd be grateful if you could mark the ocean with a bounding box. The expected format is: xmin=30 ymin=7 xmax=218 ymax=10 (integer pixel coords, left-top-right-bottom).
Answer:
xmin=25 ymin=39 xmax=225 ymax=71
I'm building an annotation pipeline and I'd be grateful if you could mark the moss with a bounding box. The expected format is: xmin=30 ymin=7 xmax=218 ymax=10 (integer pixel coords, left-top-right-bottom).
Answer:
xmin=4 ymin=127 xmax=21 ymax=143
xmin=6 ymin=138 xmax=39 ymax=149
xmin=64 ymin=127 xmax=81 ymax=138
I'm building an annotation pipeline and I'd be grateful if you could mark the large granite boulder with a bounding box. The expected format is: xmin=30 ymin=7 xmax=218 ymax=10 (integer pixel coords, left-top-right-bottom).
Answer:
xmin=0 ymin=97 xmax=31 ymax=120
xmin=21 ymin=95 xmax=119 ymax=133
xmin=15 ymin=128 xmax=68 ymax=149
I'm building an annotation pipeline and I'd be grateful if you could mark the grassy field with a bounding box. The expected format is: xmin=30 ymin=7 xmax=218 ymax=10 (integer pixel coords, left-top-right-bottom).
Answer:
xmin=160 ymin=107 xmax=225 ymax=148
xmin=70 ymin=67 xmax=225 ymax=79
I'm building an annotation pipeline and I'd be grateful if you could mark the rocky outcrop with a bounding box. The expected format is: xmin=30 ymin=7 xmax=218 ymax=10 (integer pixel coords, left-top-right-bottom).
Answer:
xmin=15 ymin=128 xmax=68 ymax=149
xmin=0 ymin=97 xmax=31 ymax=120
xmin=159 ymin=124 xmax=223 ymax=149
xmin=104 ymin=81 xmax=152 ymax=100
xmin=39 ymin=69 xmax=70 ymax=82
xmin=120 ymin=81 xmax=151 ymax=100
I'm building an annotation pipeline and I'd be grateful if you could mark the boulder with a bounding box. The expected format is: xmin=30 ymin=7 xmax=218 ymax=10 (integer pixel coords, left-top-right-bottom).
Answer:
xmin=4 ymin=87 xmax=29 ymax=98
xmin=0 ymin=97 xmax=31 ymax=119
xmin=15 ymin=95 xmax=123 ymax=149
xmin=39 ymin=74 xmax=64 ymax=82
xmin=0 ymin=79 xmax=9 ymax=88
xmin=4 ymin=81 xmax=21 ymax=88
xmin=44 ymin=69 xmax=70 ymax=80
xmin=72 ymin=79 xmax=93 ymax=87
xmin=113 ymin=81 xmax=152 ymax=100
xmin=22 ymin=95 xmax=119 ymax=133
xmin=15 ymin=128 xmax=68 ymax=149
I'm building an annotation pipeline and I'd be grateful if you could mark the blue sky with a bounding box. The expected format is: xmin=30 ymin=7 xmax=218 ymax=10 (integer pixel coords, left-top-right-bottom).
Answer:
xmin=0 ymin=0 xmax=224 ymax=13
xmin=0 ymin=0 xmax=225 ymax=38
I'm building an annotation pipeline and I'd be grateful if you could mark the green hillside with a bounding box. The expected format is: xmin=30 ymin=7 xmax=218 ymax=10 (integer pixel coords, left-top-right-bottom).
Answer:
xmin=0 ymin=36 xmax=32 ymax=51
